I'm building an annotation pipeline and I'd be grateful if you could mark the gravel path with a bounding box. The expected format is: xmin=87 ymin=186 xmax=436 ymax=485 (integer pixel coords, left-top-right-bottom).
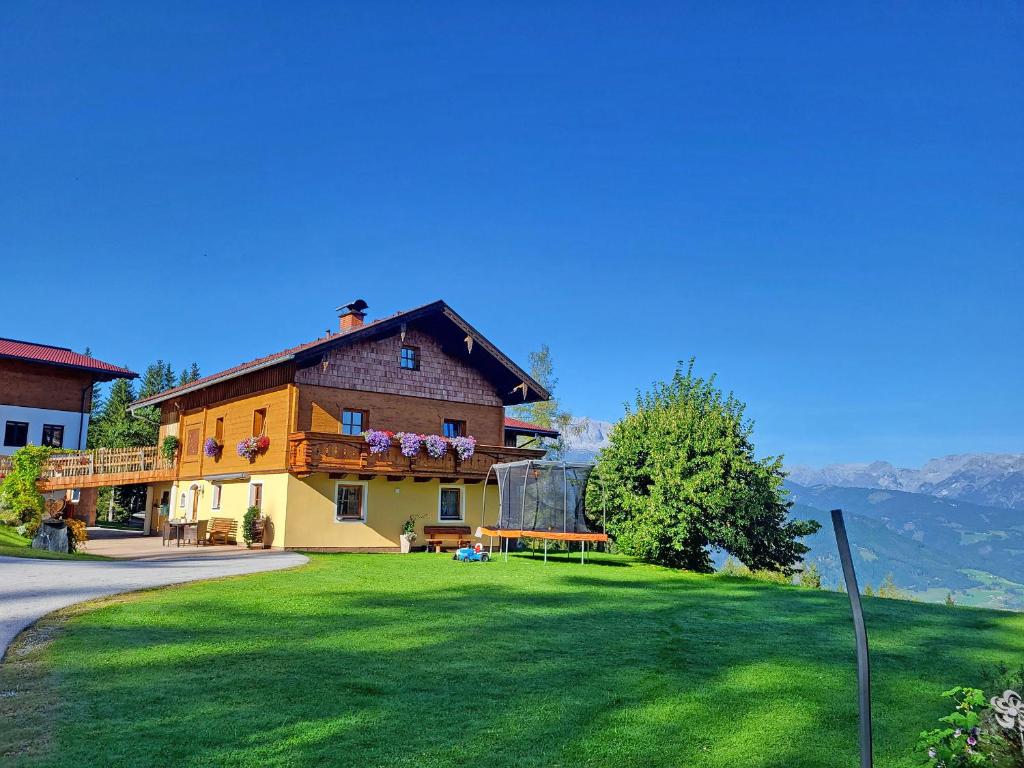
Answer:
xmin=0 ymin=550 xmax=308 ymax=657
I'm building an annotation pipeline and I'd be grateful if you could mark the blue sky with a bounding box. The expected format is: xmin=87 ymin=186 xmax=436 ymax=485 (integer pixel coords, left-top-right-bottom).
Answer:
xmin=2 ymin=2 xmax=1021 ymax=467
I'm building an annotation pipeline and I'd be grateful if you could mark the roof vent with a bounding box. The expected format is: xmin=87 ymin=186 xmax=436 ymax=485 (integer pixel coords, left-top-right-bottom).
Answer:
xmin=336 ymin=299 xmax=368 ymax=332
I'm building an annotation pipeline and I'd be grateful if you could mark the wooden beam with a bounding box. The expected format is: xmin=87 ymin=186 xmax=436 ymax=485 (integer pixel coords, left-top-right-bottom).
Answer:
xmin=386 ymin=475 xmax=405 ymax=482
xmin=413 ymin=477 xmax=432 ymax=483
xmin=358 ymin=474 xmax=374 ymax=481
xmin=463 ymin=478 xmax=482 ymax=485
xmin=439 ymin=477 xmax=457 ymax=484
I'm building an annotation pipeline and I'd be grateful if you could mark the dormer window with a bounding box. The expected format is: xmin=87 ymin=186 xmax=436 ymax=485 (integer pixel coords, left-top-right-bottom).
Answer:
xmin=400 ymin=346 xmax=420 ymax=370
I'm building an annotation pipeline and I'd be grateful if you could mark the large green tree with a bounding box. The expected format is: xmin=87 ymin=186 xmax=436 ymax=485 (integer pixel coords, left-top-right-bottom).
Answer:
xmin=585 ymin=360 xmax=819 ymax=573
xmin=508 ymin=344 xmax=576 ymax=459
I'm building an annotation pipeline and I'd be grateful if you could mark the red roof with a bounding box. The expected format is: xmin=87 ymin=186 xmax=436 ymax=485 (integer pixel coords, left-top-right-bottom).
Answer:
xmin=0 ymin=338 xmax=136 ymax=380
xmin=504 ymin=417 xmax=560 ymax=437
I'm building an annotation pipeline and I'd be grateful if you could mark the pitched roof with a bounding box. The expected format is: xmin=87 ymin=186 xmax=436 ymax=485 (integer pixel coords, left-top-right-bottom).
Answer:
xmin=504 ymin=417 xmax=560 ymax=438
xmin=130 ymin=300 xmax=550 ymax=410
xmin=0 ymin=337 xmax=136 ymax=381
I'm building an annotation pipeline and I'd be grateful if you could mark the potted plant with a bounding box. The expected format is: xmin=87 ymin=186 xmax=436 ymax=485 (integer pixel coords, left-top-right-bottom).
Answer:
xmin=399 ymin=514 xmax=423 ymax=553
xmin=160 ymin=435 xmax=180 ymax=463
xmin=203 ymin=437 xmax=222 ymax=459
xmin=237 ymin=435 xmax=269 ymax=461
xmin=243 ymin=505 xmax=265 ymax=549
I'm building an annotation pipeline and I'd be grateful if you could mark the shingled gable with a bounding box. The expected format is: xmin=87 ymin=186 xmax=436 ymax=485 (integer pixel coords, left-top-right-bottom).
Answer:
xmin=129 ymin=301 xmax=549 ymax=410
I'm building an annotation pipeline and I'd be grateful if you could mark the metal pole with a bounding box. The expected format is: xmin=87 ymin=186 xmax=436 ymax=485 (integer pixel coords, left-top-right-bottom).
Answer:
xmin=544 ymin=538 xmax=548 ymax=563
xmin=581 ymin=540 xmax=585 ymax=564
xmin=832 ymin=509 xmax=873 ymax=768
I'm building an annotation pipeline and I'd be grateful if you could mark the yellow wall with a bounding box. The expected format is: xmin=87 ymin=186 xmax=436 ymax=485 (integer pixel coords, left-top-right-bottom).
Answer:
xmin=282 ymin=474 xmax=500 ymax=550
xmin=166 ymin=472 xmax=290 ymax=547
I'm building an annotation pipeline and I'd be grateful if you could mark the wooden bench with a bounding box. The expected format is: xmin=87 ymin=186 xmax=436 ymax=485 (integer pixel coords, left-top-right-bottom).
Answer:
xmin=207 ymin=517 xmax=238 ymax=545
xmin=423 ymin=525 xmax=472 ymax=553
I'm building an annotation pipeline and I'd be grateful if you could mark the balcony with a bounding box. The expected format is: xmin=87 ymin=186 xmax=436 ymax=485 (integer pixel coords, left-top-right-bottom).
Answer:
xmin=0 ymin=446 xmax=176 ymax=491
xmin=287 ymin=432 xmax=545 ymax=480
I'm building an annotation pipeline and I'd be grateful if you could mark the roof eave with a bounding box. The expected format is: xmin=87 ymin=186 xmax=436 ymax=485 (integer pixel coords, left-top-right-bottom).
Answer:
xmin=128 ymin=354 xmax=295 ymax=412
xmin=0 ymin=354 xmax=137 ymax=381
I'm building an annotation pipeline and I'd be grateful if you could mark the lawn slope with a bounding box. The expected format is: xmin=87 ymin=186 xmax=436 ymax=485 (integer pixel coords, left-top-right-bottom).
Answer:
xmin=0 ymin=525 xmax=108 ymax=561
xmin=5 ymin=553 xmax=1024 ymax=767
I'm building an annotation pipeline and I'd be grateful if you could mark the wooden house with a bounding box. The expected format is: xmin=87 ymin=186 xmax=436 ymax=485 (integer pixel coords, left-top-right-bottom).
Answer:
xmin=0 ymin=338 xmax=137 ymax=523
xmin=127 ymin=300 xmax=553 ymax=550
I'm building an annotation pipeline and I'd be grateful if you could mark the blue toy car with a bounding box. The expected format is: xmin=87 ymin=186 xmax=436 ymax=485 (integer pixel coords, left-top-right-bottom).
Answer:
xmin=453 ymin=545 xmax=489 ymax=562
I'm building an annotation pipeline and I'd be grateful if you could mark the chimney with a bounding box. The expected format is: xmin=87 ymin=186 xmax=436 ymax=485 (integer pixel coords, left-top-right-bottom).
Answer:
xmin=336 ymin=299 xmax=368 ymax=332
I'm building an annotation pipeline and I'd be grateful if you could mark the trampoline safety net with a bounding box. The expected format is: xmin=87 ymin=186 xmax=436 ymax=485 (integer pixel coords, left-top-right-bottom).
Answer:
xmin=492 ymin=460 xmax=595 ymax=534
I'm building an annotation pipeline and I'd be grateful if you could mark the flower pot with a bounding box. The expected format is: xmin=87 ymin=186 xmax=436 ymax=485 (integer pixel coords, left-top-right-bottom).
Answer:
xmin=400 ymin=533 xmax=414 ymax=553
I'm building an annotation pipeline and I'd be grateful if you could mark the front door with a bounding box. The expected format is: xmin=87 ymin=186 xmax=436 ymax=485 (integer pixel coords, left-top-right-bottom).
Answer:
xmin=189 ymin=485 xmax=201 ymax=522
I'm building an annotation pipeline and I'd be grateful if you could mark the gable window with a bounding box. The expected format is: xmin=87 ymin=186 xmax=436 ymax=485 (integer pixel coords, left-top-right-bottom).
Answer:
xmin=400 ymin=346 xmax=420 ymax=370
xmin=335 ymin=482 xmax=366 ymax=522
xmin=341 ymin=409 xmax=366 ymax=436
xmin=3 ymin=421 xmax=28 ymax=448
xmin=253 ymin=408 xmax=267 ymax=436
xmin=442 ymin=419 xmax=466 ymax=438
xmin=211 ymin=484 xmax=222 ymax=510
xmin=439 ymin=485 xmax=463 ymax=522
xmin=41 ymin=424 xmax=64 ymax=448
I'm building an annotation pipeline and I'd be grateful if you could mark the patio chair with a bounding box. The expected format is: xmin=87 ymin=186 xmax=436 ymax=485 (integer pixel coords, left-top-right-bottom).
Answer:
xmin=184 ymin=520 xmax=208 ymax=546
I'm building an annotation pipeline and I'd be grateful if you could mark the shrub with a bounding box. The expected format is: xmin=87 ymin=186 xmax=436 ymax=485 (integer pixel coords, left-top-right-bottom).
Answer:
xmin=65 ymin=518 xmax=88 ymax=553
xmin=800 ymin=561 xmax=823 ymax=590
xmin=917 ymin=687 xmax=991 ymax=767
xmin=242 ymin=506 xmax=261 ymax=547
xmin=0 ymin=446 xmax=53 ymax=527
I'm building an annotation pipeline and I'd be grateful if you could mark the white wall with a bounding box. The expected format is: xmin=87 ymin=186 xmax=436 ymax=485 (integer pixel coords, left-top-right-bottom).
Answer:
xmin=0 ymin=404 xmax=89 ymax=454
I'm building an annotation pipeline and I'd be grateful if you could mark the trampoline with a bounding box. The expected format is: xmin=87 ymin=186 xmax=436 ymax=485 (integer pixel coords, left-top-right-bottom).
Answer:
xmin=478 ymin=459 xmax=608 ymax=562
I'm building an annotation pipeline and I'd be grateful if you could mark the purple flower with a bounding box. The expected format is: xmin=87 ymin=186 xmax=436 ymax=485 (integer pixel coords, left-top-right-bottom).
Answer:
xmin=363 ymin=430 xmax=393 ymax=455
xmin=203 ymin=437 xmax=222 ymax=458
xmin=424 ymin=434 xmax=448 ymax=459
xmin=396 ymin=432 xmax=424 ymax=458
xmin=237 ymin=437 xmax=259 ymax=460
xmin=966 ymin=736 xmax=977 ymax=747
xmin=450 ymin=435 xmax=477 ymax=461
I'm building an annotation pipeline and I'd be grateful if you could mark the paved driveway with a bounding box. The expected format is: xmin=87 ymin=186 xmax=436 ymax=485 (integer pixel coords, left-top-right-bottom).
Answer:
xmin=0 ymin=549 xmax=308 ymax=657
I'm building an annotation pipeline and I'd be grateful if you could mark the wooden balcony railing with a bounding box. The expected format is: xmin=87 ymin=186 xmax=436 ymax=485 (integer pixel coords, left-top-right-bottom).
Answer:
xmin=0 ymin=446 xmax=176 ymax=491
xmin=287 ymin=432 xmax=545 ymax=479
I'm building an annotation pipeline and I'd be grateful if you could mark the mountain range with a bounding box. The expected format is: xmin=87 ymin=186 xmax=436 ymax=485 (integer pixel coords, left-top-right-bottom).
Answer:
xmin=788 ymin=454 xmax=1024 ymax=511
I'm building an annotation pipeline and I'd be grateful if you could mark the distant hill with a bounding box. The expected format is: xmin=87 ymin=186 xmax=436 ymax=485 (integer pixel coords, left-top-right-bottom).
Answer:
xmin=788 ymin=454 xmax=1024 ymax=510
xmin=786 ymin=482 xmax=1024 ymax=610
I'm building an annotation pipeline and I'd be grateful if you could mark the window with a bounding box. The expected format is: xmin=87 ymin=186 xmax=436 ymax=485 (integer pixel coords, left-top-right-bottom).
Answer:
xmin=400 ymin=346 xmax=419 ymax=370
xmin=439 ymin=486 xmax=463 ymax=521
xmin=253 ymin=408 xmax=267 ymax=436
xmin=3 ymin=421 xmax=28 ymax=448
xmin=335 ymin=482 xmax=366 ymax=522
xmin=179 ymin=493 xmax=187 ymax=509
xmin=41 ymin=424 xmax=64 ymax=448
xmin=341 ymin=409 xmax=366 ymax=436
xmin=249 ymin=482 xmax=263 ymax=511
xmin=185 ymin=427 xmax=200 ymax=456
xmin=211 ymin=484 xmax=222 ymax=510
xmin=442 ymin=419 xmax=466 ymax=438
xmin=214 ymin=417 xmax=224 ymax=443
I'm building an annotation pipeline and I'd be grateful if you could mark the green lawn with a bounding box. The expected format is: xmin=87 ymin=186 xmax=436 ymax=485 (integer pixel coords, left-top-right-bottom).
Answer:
xmin=0 ymin=525 xmax=109 ymax=561
xmin=5 ymin=552 xmax=1024 ymax=767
